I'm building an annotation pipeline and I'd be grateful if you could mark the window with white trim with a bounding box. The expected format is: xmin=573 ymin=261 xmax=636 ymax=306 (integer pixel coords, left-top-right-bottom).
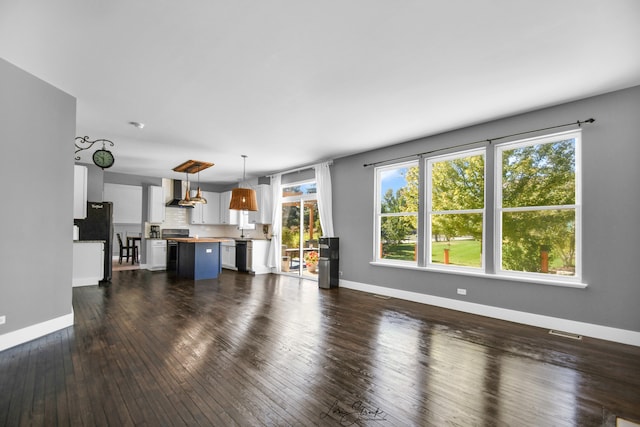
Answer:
xmin=374 ymin=161 xmax=419 ymax=263
xmin=496 ymin=130 xmax=581 ymax=279
xmin=372 ymin=129 xmax=583 ymax=285
xmin=426 ymin=149 xmax=485 ymax=270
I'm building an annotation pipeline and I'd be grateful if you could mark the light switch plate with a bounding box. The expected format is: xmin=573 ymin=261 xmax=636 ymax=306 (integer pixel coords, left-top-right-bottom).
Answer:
xmin=0 ymin=315 xmax=6 ymax=325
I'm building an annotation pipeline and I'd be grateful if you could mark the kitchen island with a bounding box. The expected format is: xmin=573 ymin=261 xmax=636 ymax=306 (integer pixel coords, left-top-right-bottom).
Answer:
xmin=167 ymin=237 xmax=233 ymax=280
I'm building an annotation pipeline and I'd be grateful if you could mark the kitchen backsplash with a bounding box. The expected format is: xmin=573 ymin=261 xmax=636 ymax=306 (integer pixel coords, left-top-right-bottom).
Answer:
xmin=144 ymin=207 xmax=270 ymax=240
xmin=164 ymin=206 xmax=189 ymax=226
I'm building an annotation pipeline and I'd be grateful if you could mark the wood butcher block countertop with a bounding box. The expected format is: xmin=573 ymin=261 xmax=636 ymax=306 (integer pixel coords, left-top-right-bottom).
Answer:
xmin=166 ymin=237 xmax=233 ymax=243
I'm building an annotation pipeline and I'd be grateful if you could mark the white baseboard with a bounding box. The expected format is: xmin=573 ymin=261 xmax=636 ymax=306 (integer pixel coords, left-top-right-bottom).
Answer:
xmin=72 ymin=276 xmax=101 ymax=287
xmin=252 ymin=266 xmax=271 ymax=275
xmin=340 ymin=279 xmax=640 ymax=347
xmin=143 ymin=263 xmax=168 ymax=271
xmin=0 ymin=311 xmax=74 ymax=352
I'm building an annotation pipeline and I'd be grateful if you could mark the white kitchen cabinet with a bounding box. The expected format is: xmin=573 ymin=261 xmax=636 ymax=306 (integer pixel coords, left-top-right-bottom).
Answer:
xmin=190 ymin=191 xmax=220 ymax=224
xmin=221 ymin=240 xmax=236 ymax=270
xmin=250 ymin=240 xmax=270 ymax=274
xmin=248 ymin=184 xmax=272 ymax=224
xmin=219 ymin=191 xmax=239 ymax=225
xmin=190 ymin=201 xmax=204 ymax=224
xmin=146 ymin=239 xmax=167 ymax=270
xmin=148 ymin=185 xmax=165 ymax=224
xmin=72 ymin=241 xmax=104 ymax=286
xmin=203 ymin=192 xmax=221 ymax=224
xmin=73 ymin=165 xmax=87 ymax=219
xmin=104 ymin=183 xmax=143 ymax=224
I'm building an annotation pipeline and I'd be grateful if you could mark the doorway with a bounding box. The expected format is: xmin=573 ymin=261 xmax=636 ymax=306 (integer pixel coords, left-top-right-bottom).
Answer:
xmin=281 ymin=181 xmax=322 ymax=279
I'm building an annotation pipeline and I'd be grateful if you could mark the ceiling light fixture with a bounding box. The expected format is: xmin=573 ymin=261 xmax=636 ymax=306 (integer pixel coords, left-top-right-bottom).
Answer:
xmin=229 ymin=155 xmax=258 ymax=211
xmin=172 ymin=160 xmax=214 ymax=208
xmin=191 ymin=166 xmax=207 ymax=204
xmin=178 ymin=172 xmax=195 ymax=207
xmin=129 ymin=121 xmax=145 ymax=129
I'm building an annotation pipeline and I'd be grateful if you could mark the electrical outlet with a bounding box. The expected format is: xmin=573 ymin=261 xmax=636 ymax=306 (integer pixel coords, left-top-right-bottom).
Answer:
xmin=457 ymin=288 xmax=467 ymax=296
xmin=0 ymin=315 xmax=6 ymax=325
xmin=339 ymin=271 xmax=343 ymax=277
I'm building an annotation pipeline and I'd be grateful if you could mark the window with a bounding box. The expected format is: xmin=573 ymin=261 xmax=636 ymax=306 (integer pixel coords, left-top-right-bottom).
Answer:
xmin=426 ymin=150 xmax=485 ymax=270
xmin=496 ymin=130 xmax=581 ymax=279
xmin=238 ymin=211 xmax=256 ymax=231
xmin=375 ymin=161 xmax=419 ymax=263
xmin=372 ymin=129 xmax=583 ymax=285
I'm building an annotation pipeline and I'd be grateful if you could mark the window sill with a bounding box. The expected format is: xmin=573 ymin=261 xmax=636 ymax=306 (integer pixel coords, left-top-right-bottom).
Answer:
xmin=369 ymin=261 xmax=588 ymax=289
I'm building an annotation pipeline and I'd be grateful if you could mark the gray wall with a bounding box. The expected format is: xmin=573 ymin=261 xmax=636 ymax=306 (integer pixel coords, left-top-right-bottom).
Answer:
xmin=333 ymin=85 xmax=640 ymax=332
xmin=0 ymin=58 xmax=76 ymax=335
xmin=83 ymin=163 xmax=104 ymax=202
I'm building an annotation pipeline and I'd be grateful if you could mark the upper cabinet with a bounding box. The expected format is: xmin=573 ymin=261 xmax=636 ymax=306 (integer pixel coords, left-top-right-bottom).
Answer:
xmin=219 ymin=191 xmax=239 ymax=225
xmin=217 ymin=185 xmax=271 ymax=225
xmin=203 ymin=192 xmax=221 ymax=224
xmin=248 ymin=184 xmax=272 ymax=224
xmin=104 ymin=183 xmax=142 ymax=224
xmin=148 ymin=185 xmax=165 ymax=224
xmin=189 ymin=191 xmax=221 ymax=224
xmin=73 ymin=165 xmax=87 ymax=219
xmin=190 ymin=198 xmax=204 ymax=224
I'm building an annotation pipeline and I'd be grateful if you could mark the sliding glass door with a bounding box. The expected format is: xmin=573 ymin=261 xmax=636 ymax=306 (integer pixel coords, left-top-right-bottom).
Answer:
xmin=281 ymin=181 xmax=322 ymax=278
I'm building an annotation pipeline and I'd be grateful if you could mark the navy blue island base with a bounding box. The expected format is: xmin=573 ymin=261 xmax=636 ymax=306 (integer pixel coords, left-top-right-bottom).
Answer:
xmin=173 ymin=238 xmax=228 ymax=280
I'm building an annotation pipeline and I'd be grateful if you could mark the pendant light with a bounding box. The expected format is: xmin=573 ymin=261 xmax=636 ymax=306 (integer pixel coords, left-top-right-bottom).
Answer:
xmin=178 ymin=172 xmax=195 ymax=207
xmin=229 ymin=155 xmax=258 ymax=211
xmin=191 ymin=166 xmax=207 ymax=204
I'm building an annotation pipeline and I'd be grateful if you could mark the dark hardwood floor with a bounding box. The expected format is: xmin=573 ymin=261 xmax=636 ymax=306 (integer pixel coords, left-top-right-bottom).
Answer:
xmin=1 ymin=269 xmax=639 ymax=426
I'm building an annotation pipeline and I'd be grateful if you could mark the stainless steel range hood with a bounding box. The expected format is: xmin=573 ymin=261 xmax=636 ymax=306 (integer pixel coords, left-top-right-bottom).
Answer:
xmin=166 ymin=180 xmax=194 ymax=208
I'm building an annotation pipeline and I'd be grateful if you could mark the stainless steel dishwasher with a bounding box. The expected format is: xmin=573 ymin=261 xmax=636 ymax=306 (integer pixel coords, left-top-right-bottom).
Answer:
xmin=235 ymin=239 xmax=253 ymax=273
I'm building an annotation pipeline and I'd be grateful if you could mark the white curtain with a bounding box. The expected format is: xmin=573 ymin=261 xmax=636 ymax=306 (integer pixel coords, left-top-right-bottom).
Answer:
xmin=267 ymin=173 xmax=282 ymax=272
xmin=314 ymin=161 xmax=334 ymax=237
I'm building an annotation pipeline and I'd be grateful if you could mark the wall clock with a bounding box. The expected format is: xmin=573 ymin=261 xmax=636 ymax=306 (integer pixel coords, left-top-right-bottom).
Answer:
xmin=75 ymin=136 xmax=116 ymax=169
xmin=93 ymin=148 xmax=115 ymax=169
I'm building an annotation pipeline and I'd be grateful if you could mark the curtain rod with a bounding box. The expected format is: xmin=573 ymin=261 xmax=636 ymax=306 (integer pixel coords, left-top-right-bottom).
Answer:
xmin=270 ymin=159 xmax=333 ymax=178
xmin=363 ymin=118 xmax=595 ymax=168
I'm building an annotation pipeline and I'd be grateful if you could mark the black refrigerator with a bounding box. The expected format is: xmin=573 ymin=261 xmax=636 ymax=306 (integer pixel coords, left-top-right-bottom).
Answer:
xmin=74 ymin=201 xmax=114 ymax=284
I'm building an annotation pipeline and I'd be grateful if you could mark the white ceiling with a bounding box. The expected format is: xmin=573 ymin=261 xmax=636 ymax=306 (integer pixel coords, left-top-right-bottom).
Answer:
xmin=2 ymin=1 xmax=639 ymax=185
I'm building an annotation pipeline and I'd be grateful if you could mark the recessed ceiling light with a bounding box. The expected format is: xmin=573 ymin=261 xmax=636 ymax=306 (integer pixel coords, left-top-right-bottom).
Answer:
xmin=129 ymin=121 xmax=145 ymax=129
